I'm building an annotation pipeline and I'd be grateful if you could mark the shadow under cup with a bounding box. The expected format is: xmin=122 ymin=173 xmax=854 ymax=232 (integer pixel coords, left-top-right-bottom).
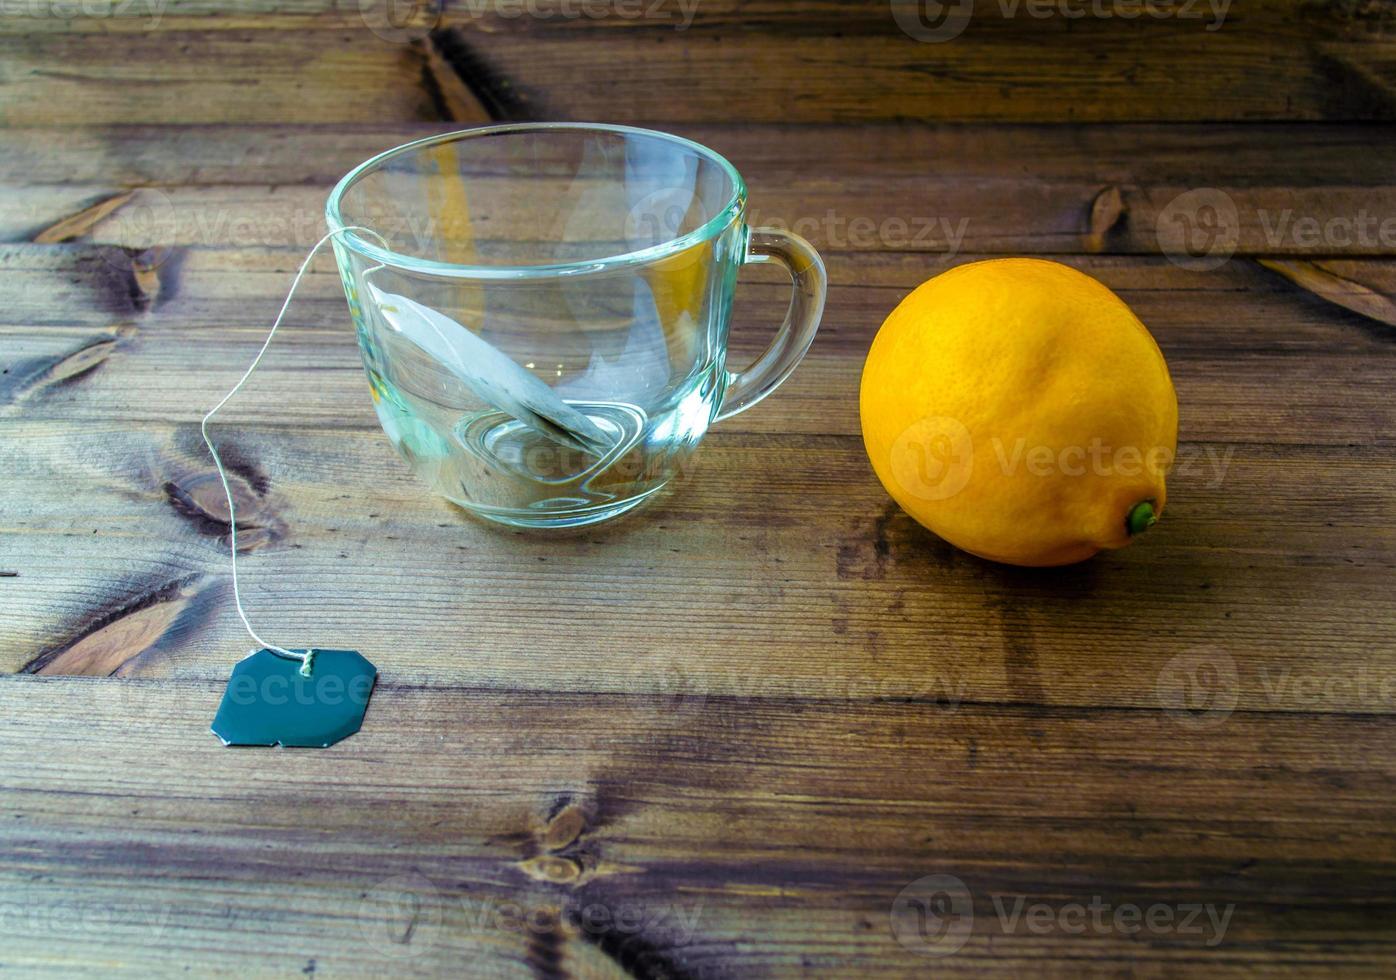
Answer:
xmin=326 ymin=123 xmax=825 ymax=529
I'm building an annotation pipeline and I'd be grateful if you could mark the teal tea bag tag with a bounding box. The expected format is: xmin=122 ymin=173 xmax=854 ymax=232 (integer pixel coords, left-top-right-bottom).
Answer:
xmin=211 ymin=649 xmax=377 ymax=748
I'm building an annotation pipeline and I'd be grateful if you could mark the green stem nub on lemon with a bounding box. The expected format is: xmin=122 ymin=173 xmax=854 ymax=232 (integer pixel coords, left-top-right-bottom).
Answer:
xmin=1126 ymin=501 xmax=1158 ymax=537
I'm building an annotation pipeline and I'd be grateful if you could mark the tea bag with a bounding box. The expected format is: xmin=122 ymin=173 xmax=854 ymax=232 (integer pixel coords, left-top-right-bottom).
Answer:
xmin=366 ymin=283 xmax=614 ymax=457
xmin=202 ymin=228 xmax=390 ymax=749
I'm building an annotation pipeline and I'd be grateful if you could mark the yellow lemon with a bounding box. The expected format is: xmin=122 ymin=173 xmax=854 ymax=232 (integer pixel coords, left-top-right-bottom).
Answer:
xmin=860 ymin=258 xmax=1177 ymax=566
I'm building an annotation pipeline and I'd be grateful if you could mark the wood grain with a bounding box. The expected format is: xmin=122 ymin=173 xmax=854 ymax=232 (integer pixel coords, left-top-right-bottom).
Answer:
xmin=5 ymin=123 xmax=1396 ymax=259
xmin=1258 ymin=258 xmax=1396 ymax=327
xmin=4 ymin=413 xmax=1393 ymax=700
xmin=4 ymin=1 xmax=1396 ymax=123
xmin=5 ymin=122 xmax=1393 ymax=187
xmin=1 ymin=17 xmax=1395 ymax=965
xmin=2 ymin=243 xmax=1392 ymax=441
xmin=1 ymin=675 xmax=1394 ymax=976
xmin=1 ymin=125 xmax=1393 ymax=728
xmin=0 ymin=30 xmax=447 ymax=126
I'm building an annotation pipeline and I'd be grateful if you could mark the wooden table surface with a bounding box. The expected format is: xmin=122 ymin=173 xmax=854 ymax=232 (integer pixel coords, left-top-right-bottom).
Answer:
xmin=3 ymin=2 xmax=1396 ymax=976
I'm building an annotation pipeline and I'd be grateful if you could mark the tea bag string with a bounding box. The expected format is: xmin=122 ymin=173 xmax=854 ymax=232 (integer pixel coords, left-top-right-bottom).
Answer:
xmin=201 ymin=226 xmax=389 ymax=676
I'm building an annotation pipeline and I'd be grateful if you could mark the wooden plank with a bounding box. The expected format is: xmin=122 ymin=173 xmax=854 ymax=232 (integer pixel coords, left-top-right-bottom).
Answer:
xmin=1 ymin=245 xmax=1392 ymax=444
xmin=0 ymin=31 xmax=451 ymax=125
xmin=1 ymin=675 xmax=1394 ymax=976
xmin=14 ymin=179 xmax=1396 ymax=259
xmin=0 ymin=0 xmax=342 ymax=33
xmin=0 ymin=125 xmax=463 ymax=185
xmin=423 ymin=0 xmax=1396 ymax=124
xmin=0 ymin=0 xmax=1362 ymax=37
xmin=5 ymin=123 xmax=1396 ymax=260
xmin=3 ymin=2 xmax=1394 ymax=123
xmin=434 ymin=29 xmax=1365 ymax=124
xmin=1319 ymin=40 xmax=1396 ymax=115
xmin=3 ymin=415 xmax=1393 ymax=711
xmin=4 ymin=123 xmax=1394 ymax=187
xmin=28 ymin=325 xmax=1387 ymax=444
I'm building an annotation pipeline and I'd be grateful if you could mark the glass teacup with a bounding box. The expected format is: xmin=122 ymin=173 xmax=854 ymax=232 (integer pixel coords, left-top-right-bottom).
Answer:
xmin=326 ymin=123 xmax=825 ymax=529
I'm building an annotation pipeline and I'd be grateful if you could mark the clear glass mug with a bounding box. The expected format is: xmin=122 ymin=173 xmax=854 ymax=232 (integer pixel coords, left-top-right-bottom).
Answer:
xmin=326 ymin=123 xmax=826 ymax=528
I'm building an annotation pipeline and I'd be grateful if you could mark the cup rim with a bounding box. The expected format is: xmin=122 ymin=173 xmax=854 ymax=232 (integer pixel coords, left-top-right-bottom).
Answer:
xmin=325 ymin=122 xmax=748 ymax=280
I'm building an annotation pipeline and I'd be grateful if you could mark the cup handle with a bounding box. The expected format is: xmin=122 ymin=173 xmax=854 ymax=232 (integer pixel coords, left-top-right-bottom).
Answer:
xmin=715 ymin=226 xmax=827 ymax=422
